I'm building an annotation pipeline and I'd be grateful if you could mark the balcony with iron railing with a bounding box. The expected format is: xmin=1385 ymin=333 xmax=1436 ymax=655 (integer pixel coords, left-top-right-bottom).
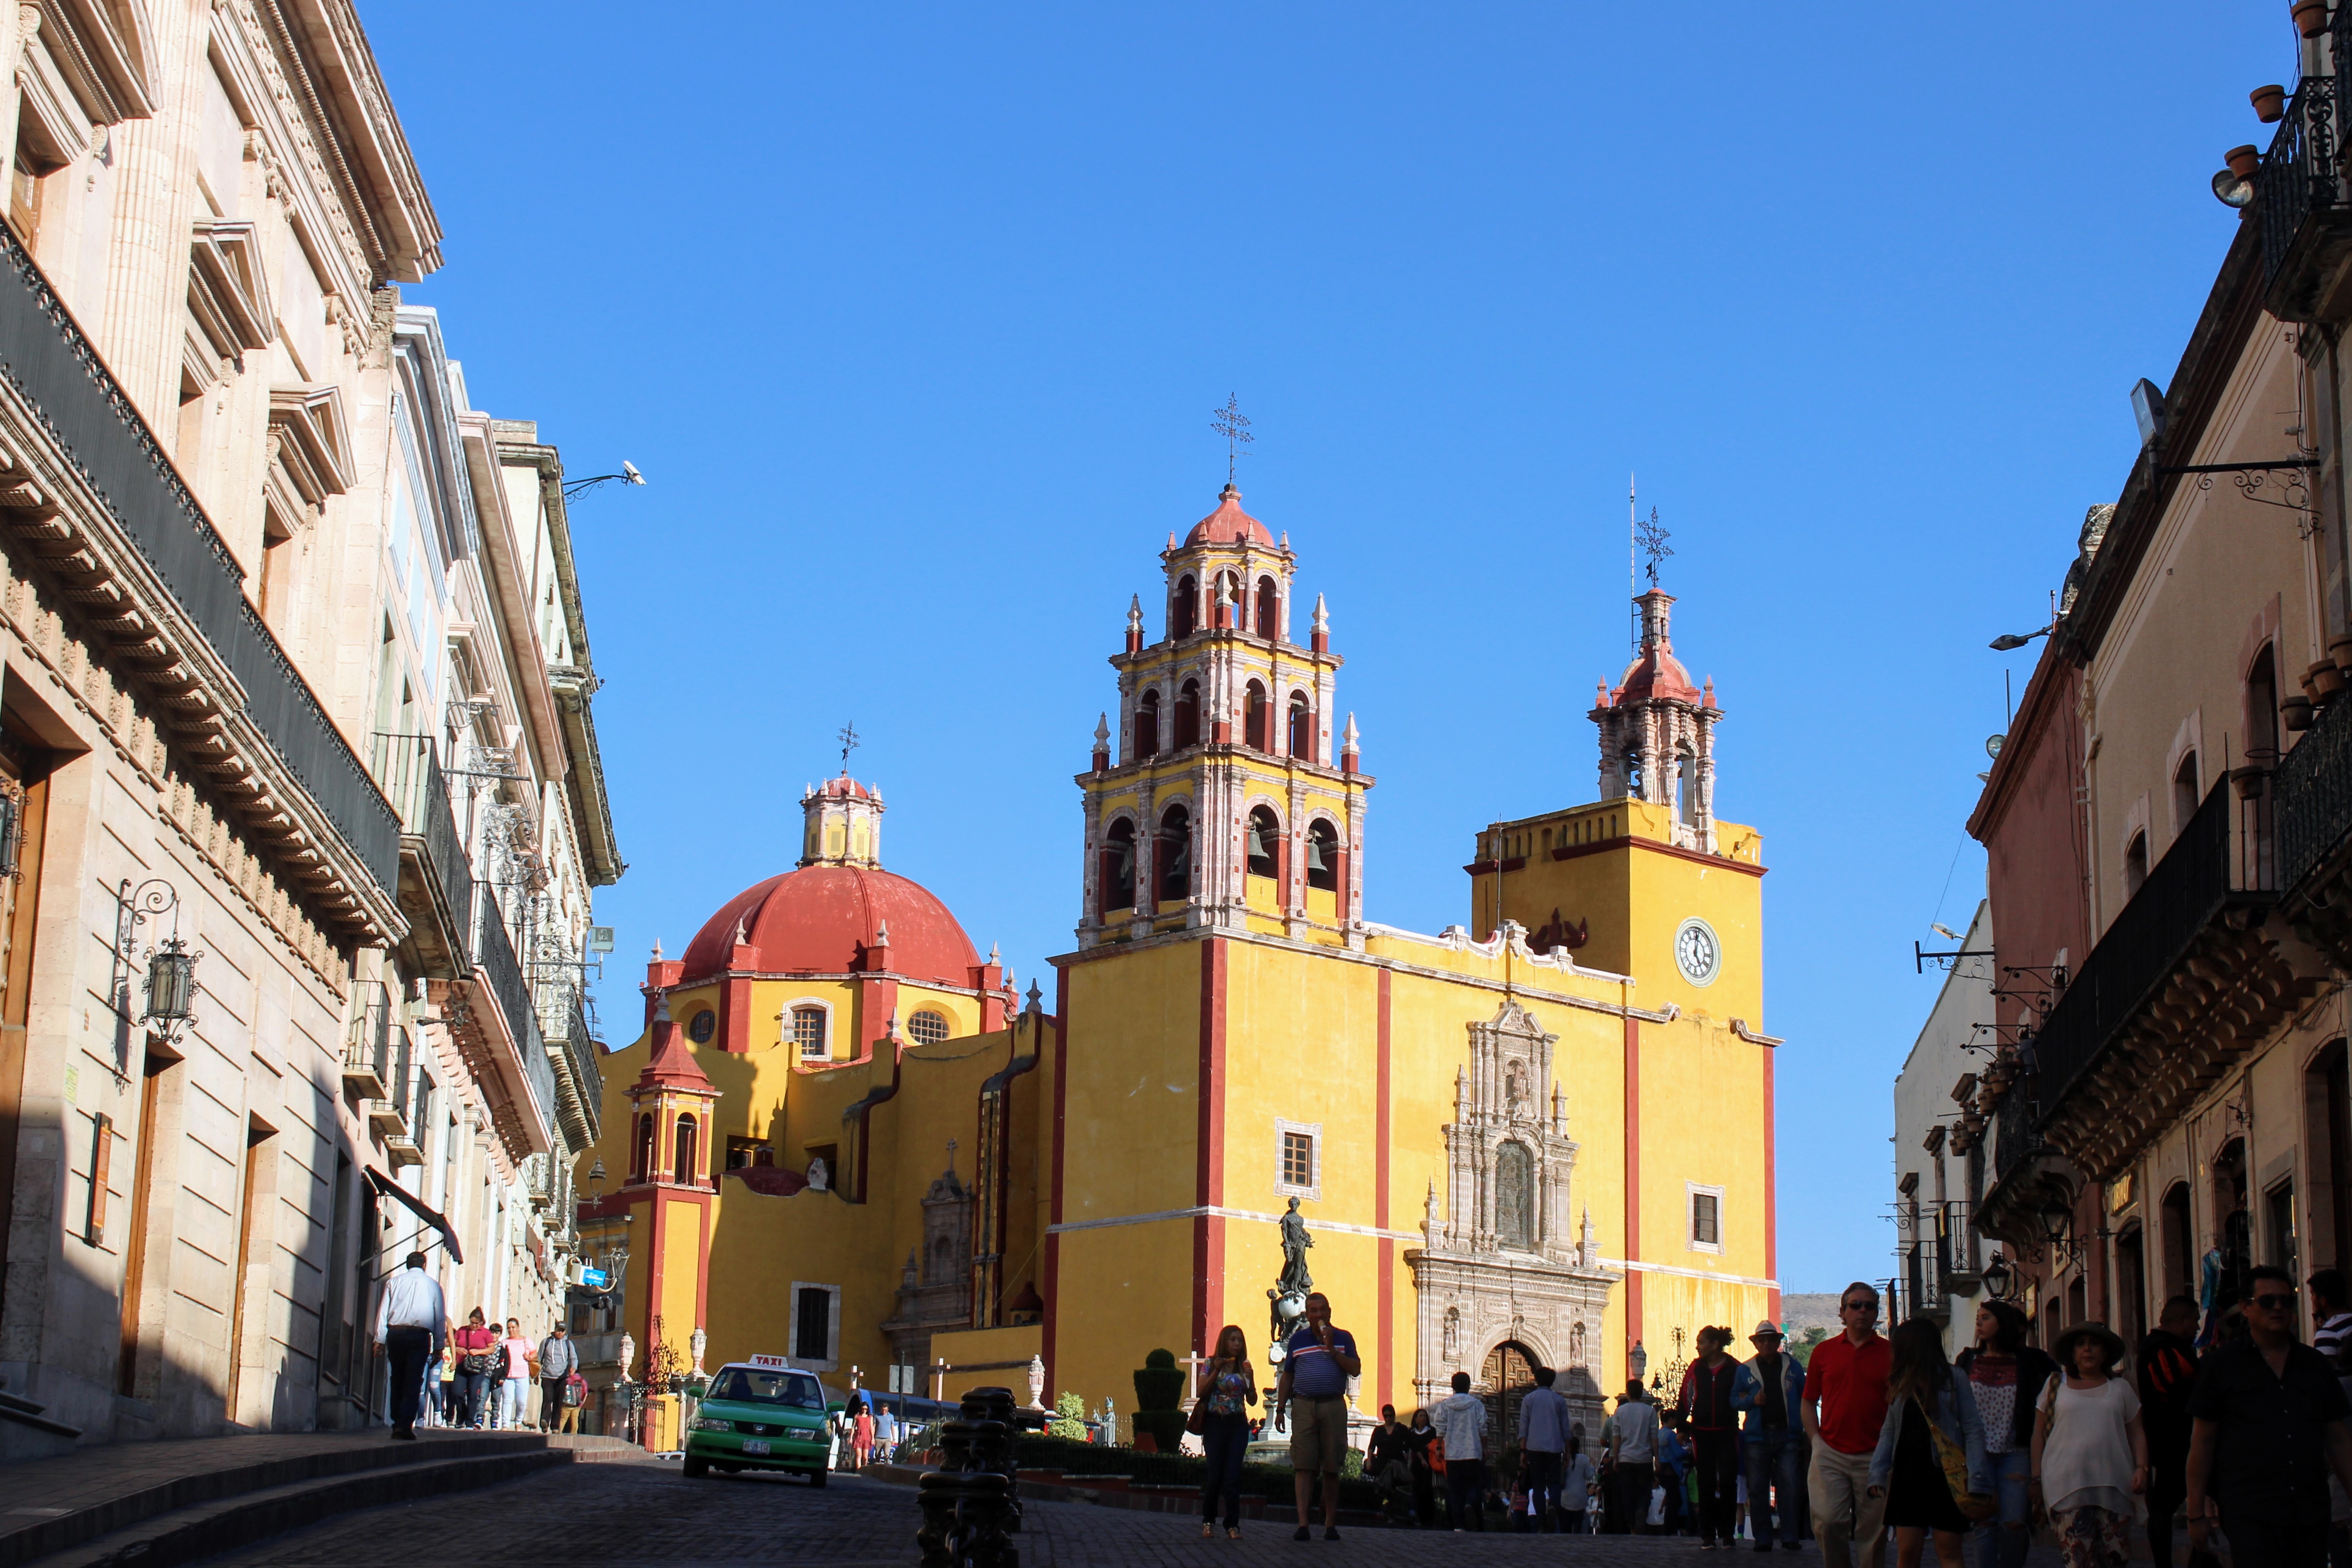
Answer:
xmin=2274 ymin=673 xmax=2352 ymax=976
xmin=1983 ymin=780 xmax=2294 ymax=1233
xmin=540 ymin=984 xmax=602 ymax=1151
xmin=461 ymin=885 xmax=557 ymax=1155
xmin=2258 ymin=6 xmax=2352 ymax=322
xmin=369 ymin=733 xmax=475 ymax=980
xmin=342 ymin=979 xmax=391 ymax=1101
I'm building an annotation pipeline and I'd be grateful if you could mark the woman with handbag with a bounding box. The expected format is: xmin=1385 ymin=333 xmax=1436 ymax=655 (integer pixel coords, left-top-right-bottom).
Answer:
xmin=1195 ymin=1324 xmax=1258 ymax=1539
xmin=451 ymin=1307 xmax=498 ymax=1428
xmin=1868 ymin=1316 xmax=1993 ymax=1568
xmin=2030 ymin=1322 xmax=2146 ymax=1568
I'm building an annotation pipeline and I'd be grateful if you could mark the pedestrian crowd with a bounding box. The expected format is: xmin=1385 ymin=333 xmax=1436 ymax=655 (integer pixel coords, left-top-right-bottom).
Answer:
xmin=371 ymin=1252 xmax=587 ymax=1438
xmin=1161 ymin=1264 xmax=2352 ymax=1565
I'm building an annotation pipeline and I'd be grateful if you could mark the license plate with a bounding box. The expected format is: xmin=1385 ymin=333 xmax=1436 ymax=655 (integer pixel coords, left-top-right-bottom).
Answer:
xmin=741 ymin=1440 xmax=770 ymax=1455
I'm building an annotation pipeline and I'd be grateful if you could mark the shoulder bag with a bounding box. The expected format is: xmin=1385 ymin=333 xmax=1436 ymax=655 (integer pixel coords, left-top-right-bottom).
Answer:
xmin=1919 ymin=1392 xmax=1998 ymax=1522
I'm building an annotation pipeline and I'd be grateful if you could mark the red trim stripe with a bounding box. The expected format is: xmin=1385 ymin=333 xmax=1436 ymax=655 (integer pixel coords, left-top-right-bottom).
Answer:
xmin=1624 ymin=1015 xmax=1642 ymax=1376
xmin=1376 ymin=967 xmax=1394 ymax=1415
xmin=1763 ymin=1044 xmax=1780 ymax=1323
xmin=1044 ymin=963 xmax=1070 ymax=1391
xmin=1196 ymin=941 xmax=1228 ymax=1353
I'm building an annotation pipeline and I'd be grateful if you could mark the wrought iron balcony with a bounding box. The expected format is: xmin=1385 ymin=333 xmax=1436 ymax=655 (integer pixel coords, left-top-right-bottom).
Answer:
xmin=471 ymin=889 xmax=557 ymax=1139
xmin=370 ymin=1023 xmax=414 ymax=1142
xmin=2278 ymin=677 xmax=2352 ymax=964
xmin=0 ymin=228 xmax=399 ymax=900
xmin=369 ymin=733 xmax=474 ymax=979
xmin=342 ymin=980 xmax=391 ymax=1101
xmin=2260 ymin=14 xmax=2352 ymax=322
xmin=2019 ymin=779 xmax=2290 ymax=1183
xmin=540 ymin=986 xmax=602 ymax=1150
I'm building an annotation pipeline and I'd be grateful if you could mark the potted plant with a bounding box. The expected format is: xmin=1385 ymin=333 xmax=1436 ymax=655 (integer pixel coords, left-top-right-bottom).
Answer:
xmin=2310 ymin=656 xmax=2347 ymax=701
xmin=2228 ymin=144 xmax=2263 ymax=180
xmin=2284 ymin=694 xmax=2317 ymax=732
xmin=2232 ymin=763 xmax=2270 ymax=799
xmin=2295 ymin=0 xmax=2331 ymax=39
xmin=2253 ymin=83 xmax=2289 ymax=123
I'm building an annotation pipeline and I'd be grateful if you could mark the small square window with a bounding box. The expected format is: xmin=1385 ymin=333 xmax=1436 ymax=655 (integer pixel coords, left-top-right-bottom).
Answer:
xmin=1282 ymin=1131 xmax=1313 ymax=1188
xmin=1273 ymin=1118 xmax=1322 ymax=1202
xmin=1688 ymin=1184 xmax=1725 ymax=1253
xmin=793 ymin=1006 xmax=828 ymax=1059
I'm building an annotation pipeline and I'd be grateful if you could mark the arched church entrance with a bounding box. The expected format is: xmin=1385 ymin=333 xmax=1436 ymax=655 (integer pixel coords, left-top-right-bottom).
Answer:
xmin=1480 ymin=1340 xmax=1539 ymax=1452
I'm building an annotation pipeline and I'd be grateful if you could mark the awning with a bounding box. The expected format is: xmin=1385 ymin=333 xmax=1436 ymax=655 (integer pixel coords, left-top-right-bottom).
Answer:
xmin=365 ymin=1167 xmax=464 ymax=1265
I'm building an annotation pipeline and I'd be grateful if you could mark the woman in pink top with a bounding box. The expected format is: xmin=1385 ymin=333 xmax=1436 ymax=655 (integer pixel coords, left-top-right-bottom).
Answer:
xmin=851 ymin=1400 xmax=874 ymax=1469
xmin=498 ymin=1317 xmax=536 ymax=1429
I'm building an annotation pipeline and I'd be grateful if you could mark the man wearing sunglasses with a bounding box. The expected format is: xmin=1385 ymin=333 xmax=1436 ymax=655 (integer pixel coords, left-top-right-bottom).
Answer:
xmin=2184 ymin=1264 xmax=2352 ymax=1566
xmin=1802 ymin=1282 xmax=1893 ymax=1568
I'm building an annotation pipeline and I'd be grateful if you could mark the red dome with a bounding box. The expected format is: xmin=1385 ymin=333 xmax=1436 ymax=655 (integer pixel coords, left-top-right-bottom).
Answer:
xmin=1186 ymin=484 xmax=1274 ymax=547
xmin=1614 ymin=646 xmax=1700 ymax=705
xmin=679 ymin=865 xmax=982 ymax=987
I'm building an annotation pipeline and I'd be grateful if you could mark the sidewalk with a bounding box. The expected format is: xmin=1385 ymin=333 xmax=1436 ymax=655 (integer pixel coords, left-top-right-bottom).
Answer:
xmin=0 ymin=1428 xmax=648 ymax=1568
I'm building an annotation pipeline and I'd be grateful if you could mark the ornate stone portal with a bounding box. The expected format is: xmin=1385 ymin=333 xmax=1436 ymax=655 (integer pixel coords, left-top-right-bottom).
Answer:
xmin=1405 ymin=1000 xmax=1619 ymax=1443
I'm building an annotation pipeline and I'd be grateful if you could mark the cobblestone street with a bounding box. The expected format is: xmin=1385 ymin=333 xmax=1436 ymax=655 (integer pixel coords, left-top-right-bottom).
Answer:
xmin=185 ymin=1461 xmax=2078 ymax=1567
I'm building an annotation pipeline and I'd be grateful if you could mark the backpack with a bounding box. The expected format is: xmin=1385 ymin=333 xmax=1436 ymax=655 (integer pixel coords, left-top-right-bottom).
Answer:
xmin=563 ymin=1371 xmax=586 ymax=1407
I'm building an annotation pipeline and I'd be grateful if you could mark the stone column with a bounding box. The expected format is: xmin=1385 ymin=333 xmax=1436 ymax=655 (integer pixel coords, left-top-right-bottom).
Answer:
xmin=99 ymin=0 xmax=205 ymax=432
xmin=0 ymin=6 xmax=41 ymax=203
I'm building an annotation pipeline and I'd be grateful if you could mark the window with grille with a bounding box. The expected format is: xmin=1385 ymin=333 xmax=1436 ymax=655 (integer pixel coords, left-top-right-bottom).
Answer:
xmin=794 ymin=1285 xmax=832 ymax=1361
xmin=1282 ymin=1131 xmax=1314 ymax=1188
xmin=794 ymin=1006 xmax=828 ymax=1059
xmin=1691 ymin=1188 xmax=1722 ymax=1250
xmin=908 ymin=1010 xmax=950 ymax=1045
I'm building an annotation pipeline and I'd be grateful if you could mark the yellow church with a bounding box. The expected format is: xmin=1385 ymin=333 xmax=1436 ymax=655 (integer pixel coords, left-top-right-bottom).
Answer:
xmin=581 ymin=483 xmax=1780 ymax=1441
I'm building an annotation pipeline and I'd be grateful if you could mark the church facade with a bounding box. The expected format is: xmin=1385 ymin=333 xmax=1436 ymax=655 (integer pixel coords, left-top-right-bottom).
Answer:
xmin=582 ymin=483 xmax=1778 ymax=1441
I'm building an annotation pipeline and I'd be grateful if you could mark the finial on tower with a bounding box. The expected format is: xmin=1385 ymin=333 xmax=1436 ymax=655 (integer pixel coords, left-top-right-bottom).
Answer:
xmin=1312 ymin=592 xmax=1330 ymax=653
xmin=1026 ymin=978 xmax=1044 ymax=1014
xmin=1341 ymin=711 xmax=1360 ymax=775
xmin=1210 ymin=394 xmax=1254 ymax=484
xmin=652 ymin=937 xmax=663 ymax=960
xmin=654 ymin=991 xmax=671 ymax=1023
xmin=837 ymin=720 xmax=860 ymax=776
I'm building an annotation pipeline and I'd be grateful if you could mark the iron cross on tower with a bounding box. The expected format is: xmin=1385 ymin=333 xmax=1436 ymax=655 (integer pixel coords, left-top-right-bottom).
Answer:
xmin=837 ymin=721 xmax=859 ymax=775
xmin=1211 ymin=395 xmax=1254 ymax=484
xmin=1637 ymin=506 xmax=1673 ymax=588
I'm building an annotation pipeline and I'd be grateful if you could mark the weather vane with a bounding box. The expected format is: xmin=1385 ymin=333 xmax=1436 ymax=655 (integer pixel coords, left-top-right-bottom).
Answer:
xmin=1211 ymin=394 xmax=1254 ymax=484
xmin=837 ymin=721 xmax=859 ymax=776
xmin=1637 ymin=506 xmax=1674 ymax=587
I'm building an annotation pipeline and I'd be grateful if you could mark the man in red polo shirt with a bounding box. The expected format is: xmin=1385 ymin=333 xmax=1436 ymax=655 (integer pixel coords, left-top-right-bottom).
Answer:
xmin=1803 ymin=1280 xmax=1893 ymax=1568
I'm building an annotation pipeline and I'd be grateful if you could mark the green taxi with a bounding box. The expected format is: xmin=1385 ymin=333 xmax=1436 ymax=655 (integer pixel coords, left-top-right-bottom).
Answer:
xmin=681 ymin=1359 xmax=840 ymax=1484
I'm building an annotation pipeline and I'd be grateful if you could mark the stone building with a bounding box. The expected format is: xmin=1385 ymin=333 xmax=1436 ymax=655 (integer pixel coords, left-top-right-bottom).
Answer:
xmin=1966 ymin=6 xmax=2352 ymax=1356
xmin=1887 ymin=900 xmax=1994 ymax=1359
xmin=0 ymin=0 xmax=618 ymax=1447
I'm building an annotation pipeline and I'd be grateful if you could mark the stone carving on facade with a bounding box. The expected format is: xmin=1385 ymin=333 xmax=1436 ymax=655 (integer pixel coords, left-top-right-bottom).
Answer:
xmin=879 ymin=1154 xmax=975 ymax=1370
xmin=1404 ymin=999 xmax=1621 ymax=1439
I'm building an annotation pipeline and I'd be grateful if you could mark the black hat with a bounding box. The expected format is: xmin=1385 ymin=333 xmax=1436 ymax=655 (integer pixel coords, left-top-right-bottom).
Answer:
xmin=2050 ymin=1320 xmax=2126 ymax=1372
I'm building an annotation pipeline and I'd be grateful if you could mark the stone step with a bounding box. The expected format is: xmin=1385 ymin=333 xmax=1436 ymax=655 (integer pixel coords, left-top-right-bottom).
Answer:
xmin=33 ymin=1449 xmax=618 ymax=1568
xmin=0 ymin=1432 xmax=642 ymax=1568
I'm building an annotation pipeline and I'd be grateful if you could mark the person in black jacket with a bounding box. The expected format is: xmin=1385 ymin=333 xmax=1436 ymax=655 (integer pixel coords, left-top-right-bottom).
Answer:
xmin=2135 ymin=1294 xmax=2201 ymax=1568
xmin=1953 ymin=1300 xmax=2057 ymax=1568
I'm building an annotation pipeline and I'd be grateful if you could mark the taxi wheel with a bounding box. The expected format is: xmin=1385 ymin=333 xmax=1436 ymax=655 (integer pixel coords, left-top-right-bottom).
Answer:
xmin=681 ymin=1454 xmax=710 ymax=1479
xmin=809 ymin=1465 xmax=827 ymax=1488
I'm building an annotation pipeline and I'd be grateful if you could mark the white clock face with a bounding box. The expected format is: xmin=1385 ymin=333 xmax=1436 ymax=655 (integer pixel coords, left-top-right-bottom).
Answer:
xmin=1675 ymin=917 xmax=1722 ymax=987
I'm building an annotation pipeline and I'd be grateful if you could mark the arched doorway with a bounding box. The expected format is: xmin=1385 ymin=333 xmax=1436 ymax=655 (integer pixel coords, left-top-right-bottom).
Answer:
xmin=1480 ymin=1340 xmax=1539 ymax=1452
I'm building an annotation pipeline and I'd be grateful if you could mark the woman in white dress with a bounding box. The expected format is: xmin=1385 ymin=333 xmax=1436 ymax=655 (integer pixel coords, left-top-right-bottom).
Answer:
xmin=2030 ymin=1322 xmax=2147 ymax=1568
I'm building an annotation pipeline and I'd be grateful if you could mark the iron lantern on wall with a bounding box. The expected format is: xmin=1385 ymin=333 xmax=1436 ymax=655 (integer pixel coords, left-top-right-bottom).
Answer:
xmin=0 ymin=783 xmax=22 ymax=878
xmin=1983 ymin=1252 xmax=2015 ymax=1302
xmin=144 ymin=937 xmax=197 ymax=1023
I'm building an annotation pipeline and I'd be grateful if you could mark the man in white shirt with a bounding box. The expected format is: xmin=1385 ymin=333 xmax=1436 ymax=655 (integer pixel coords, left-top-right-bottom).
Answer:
xmin=1608 ymin=1381 xmax=1660 ymax=1533
xmin=373 ymin=1252 xmax=446 ymax=1440
xmin=1430 ymin=1370 xmax=1490 ymax=1531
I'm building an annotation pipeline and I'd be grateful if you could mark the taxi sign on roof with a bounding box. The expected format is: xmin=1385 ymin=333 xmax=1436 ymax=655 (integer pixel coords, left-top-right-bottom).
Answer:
xmin=750 ymin=1354 xmax=788 ymax=1370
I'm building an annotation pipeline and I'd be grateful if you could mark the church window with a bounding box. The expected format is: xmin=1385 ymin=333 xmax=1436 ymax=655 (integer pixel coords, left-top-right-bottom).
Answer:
xmin=1135 ymin=690 xmax=1160 ymax=759
xmin=675 ymin=1114 xmax=701 ymax=1185
xmin=1287 ymin=693 xmax=1312 ymax=759
xmin=1689 ymin=1183 xmax=1725 ymax=1253
xmin=1255 ymin=576 xmax=1280 ymax=639
xmin=2124 ymin=829 xmax=2149 ymax=899
xmin=687 ymin=1008 xmax=716 ymax=1044
xmin=793 ymin=1006 xmax=829 ymax=1060
xmin=1174 ymin=681 xmax=1201 ymax=749
xmin=1496 ymin=1140 xmax=1534 ymax=1250
xmin=1246 ymin=805 xmax=1280 ymax=878
xmin=1275 ymin=1117 xmax=1321 ymax=1200
xmin=1102 ymin=818 xmax=1137 ymax=911
xmin=1305 ymin=820 xmax=1339 ymax=892
xmin=1244 ymin=681 xmax=1269 ymax=751
xmin=632 ymin=1112 xmax=653 ymax=1181
xmin=908 ymin=1009 xmax=950 ymax=1045
xmin=1172 ymin=577 xmax=1198 ymax=639
xmin=1158 ymin=805 xmax=1192 ymax=901
xmin=792 ymin=1281 xmax=840 ymax=1367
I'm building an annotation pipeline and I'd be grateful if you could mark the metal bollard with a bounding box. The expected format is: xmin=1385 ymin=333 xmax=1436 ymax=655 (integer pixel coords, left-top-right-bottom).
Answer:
xmin=914 ymin=1386 xmax=1024 ymax=1568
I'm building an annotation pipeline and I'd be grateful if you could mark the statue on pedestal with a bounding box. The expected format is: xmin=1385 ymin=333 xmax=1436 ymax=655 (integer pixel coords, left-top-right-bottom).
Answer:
xmin=1266 ymin=1196 xmax=1314 ymax=1359
xmin=690 ymin=1325 xmax=708 ymax=1377
xmin=1026 ymin=1353 xmax=1046 ymax=1411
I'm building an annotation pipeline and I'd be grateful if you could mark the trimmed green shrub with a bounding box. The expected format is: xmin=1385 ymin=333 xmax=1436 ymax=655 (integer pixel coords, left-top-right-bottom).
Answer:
xmin=1131 ymin=1347 xmax=1190 ymax=1453
xmin=1047 ymin=1392 xmax=1089 ymax=1442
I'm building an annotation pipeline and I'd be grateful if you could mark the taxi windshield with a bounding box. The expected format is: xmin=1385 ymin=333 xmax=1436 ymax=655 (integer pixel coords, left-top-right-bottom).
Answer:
xmin=706 ymin=1367 xmax=824 ymax=1408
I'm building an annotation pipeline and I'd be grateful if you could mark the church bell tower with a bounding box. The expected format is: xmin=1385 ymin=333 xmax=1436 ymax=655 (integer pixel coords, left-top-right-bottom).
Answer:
xmin=1073 ymin=485 xmax=1373 ymax=947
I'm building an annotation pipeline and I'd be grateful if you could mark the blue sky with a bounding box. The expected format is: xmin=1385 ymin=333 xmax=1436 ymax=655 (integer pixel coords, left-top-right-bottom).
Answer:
xmin=369 ymin=3 xmax=2288 ymax=1291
